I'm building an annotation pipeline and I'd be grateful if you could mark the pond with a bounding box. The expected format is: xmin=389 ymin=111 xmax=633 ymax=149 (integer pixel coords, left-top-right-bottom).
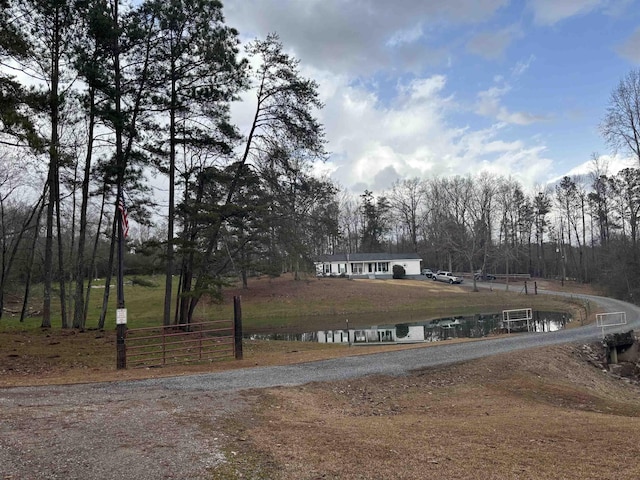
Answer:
xmin=245 ymin=311 xmax=569 ymax=344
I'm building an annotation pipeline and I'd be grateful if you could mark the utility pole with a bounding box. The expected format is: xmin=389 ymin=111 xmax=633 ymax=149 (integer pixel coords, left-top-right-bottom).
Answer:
xmin=116 ymin=185 xmax=127 ymax=369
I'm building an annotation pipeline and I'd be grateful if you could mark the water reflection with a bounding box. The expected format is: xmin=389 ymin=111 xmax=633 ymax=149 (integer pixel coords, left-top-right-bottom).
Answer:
xmin=245 ymin=311 xmax=568 ymax=344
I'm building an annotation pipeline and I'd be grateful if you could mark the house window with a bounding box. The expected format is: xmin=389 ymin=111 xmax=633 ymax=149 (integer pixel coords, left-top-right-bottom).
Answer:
xmin=377 ymin=262 xmax=389 ymax=272
xmin=351 ymin=263 xmax=363 ymax=274
xmin=379 ymin=330 xmax=393 ymax=342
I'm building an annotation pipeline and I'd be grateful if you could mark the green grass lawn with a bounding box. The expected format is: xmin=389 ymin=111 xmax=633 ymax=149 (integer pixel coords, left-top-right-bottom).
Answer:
xmin=1 ymin=274 xmax=594 ymax=333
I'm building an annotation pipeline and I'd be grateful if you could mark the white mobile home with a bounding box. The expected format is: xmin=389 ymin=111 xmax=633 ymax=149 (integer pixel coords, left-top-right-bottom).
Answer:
xmin=315 ymin=252 xmax=422 ymax=278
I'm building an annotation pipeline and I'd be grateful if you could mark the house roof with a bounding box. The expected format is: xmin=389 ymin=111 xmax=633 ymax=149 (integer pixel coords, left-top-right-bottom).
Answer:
xmin=316 ymin=252 xmax=422 ymax=262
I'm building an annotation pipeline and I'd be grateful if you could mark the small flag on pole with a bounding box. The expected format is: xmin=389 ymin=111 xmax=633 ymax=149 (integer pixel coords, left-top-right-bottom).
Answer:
xmin=118 ymin=192 xmax=129 ymax=239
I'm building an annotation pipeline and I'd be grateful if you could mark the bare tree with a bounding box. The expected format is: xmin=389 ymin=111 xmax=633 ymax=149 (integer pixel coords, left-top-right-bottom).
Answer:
xmin=587 ymin=153 xmax=611 ymax=249
xmin=614 ymin=168 xmax=640 ymax=250
xmin=0 ymin=155 xmax=45 ymax=320
xmin=496 ymin=178 xmax=520 ymax=289
xmin=533 ymin=188 xmax=551 ymax=277
xmin=388 ymin=178 xmax=426 ymax=253
xmin=337 ymin=190 xmax=360 ymax=254
xmin=555 ymin=176 xmax=584 ymax=280
xmin=439 ymin=174 xmax=496 ymax=291
xmin=601 ymin=69 xmax=640 ymax=166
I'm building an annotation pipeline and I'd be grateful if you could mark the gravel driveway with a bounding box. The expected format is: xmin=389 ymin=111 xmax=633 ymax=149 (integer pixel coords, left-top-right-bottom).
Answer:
xmin=0 ymin=382 xmax=251 ymax=479
xmin=2 ymin=290 xmax=638 ymax=479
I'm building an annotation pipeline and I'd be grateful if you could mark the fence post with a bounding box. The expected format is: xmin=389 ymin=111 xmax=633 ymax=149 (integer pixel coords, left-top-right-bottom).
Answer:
xmin=162 ymin=326 xmax=166 ymax=365
xmin=116 ymin=323 xmax=126 ymax=369
xmin=234 ymin=295 xmax=243 ymax=360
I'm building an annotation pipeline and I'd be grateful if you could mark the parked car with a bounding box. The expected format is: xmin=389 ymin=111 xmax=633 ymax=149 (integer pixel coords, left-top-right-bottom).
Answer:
xmin=421 ymin=268 xmax=434 ymax=278
xmin=434 ymin=271 xmax=463 ymax=284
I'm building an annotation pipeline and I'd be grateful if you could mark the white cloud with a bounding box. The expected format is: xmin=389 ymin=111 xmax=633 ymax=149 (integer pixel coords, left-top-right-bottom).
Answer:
xmin=222 ymin=0 xmax=616 ymax=197
xmin=527 ymin=0 xmax=606 ymax=26
xmin=224 ymin=0 xmax=509 ymax=75
xmin=310 ymin=74 xmax=560 ymax=193
xmin=386 ymin=24 xmax=425 ymax=47
xmin=511 ymin=55 xmax=536 ymax=76
xmin=560 ymin=153 xmax=638 ymax=180
xmin=602 ymin=0 xmax=635 ymax=17
xmin=475 ymin=84 xmax=550 ymax=126
xmin=616 ymin=27 xmax=640 ymax=64
xmin=466 ymin=25 xmax=522 ymax=60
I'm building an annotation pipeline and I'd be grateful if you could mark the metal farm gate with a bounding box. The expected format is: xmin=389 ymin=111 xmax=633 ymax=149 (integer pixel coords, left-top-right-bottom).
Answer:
xmin=116 ymin=296 xmax=243 ymax=369
xmin=124 ymin=319 xmax=238 ymax=368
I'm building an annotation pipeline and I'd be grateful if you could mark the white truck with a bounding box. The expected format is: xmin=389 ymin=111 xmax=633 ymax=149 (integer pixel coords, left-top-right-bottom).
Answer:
xmin=434 ymin=270 xmax=463 ymax=284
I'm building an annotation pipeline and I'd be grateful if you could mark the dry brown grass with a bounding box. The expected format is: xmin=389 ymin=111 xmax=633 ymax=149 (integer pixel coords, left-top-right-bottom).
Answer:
xmin=211 ymin=275 xmax=597 ymax=330
xmin=215 ymin=345 xmax=640 ymax=479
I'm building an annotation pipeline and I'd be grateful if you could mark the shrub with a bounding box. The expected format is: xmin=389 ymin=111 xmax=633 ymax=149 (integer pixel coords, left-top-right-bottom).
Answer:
xmin=131 ymin=277 xmax=157 ymax=288
xmin=392 ymin=265 xmax=406 ymax=279
xmin=396 ymin=323 xmax=409 ymax=338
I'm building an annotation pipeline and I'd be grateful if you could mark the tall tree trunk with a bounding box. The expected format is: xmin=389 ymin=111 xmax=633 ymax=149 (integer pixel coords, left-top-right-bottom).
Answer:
xmin=84 ymin=188 xmax=107 ymax=326
xmin=581 ymin=196 xmax=587 ymax=281
xmin=0 ymin=192 xmax=7 ymax=319
xmin=55 ymin=172 xmax=68 ymax=328
xmin=470 ymin=258 xmax=478 ymax=292
xmin=67 ymin=151 xmax=80 ymax=320
xmin=73 ymin=85 xmax=97 ymax=329
xmin=163 ymin=67 xmax=176 ymax=326
xmin=110 ymin=0 xmax=128 ymax=315
xmin=20 ymin=200 xmax=46 ymax=322
xmin=178 ymin=175 xmax=205 ymax=325
xmin=41 ymin=150 xmax=55 ymax=328
xmin=41 ymin=4 xmax=63 ymax=328
xmin=241 ymin=240 xmax=248 ymax=289
xmin=97 ymin=214 xmax=117 ymax=330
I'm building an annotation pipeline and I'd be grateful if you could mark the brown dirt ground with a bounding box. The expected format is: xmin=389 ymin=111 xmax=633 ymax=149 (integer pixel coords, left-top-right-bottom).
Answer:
xmin=213 ymin=343 xmax=640 ymax=480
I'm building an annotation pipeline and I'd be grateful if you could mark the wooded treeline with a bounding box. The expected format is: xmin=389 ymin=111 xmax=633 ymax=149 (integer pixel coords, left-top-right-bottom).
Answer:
xmin=2 ymin=1 xmax=640 ymax=328
xmin=339 ymin=165 xmax=640 ymax=300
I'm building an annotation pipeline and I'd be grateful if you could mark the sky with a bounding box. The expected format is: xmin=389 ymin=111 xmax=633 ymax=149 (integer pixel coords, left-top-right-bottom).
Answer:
xmin=222 ymin=0 xmax=640 ymax=194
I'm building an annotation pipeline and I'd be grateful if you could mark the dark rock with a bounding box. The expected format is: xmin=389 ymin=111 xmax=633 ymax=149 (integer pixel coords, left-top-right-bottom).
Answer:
xmin=603 ymin=330 xmax=635 ymax=348
xmin=608 ymin=362 xmax=637 ymax=378
xmin=618 ymin=341 xmax=640 ymax=363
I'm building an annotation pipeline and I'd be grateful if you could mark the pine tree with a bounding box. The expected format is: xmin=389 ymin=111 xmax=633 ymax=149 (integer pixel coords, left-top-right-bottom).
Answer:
xmin=143 ymin=0 xmax=246 ymax=325
xmin=183 ymin=33 xmax=326 ymax=323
